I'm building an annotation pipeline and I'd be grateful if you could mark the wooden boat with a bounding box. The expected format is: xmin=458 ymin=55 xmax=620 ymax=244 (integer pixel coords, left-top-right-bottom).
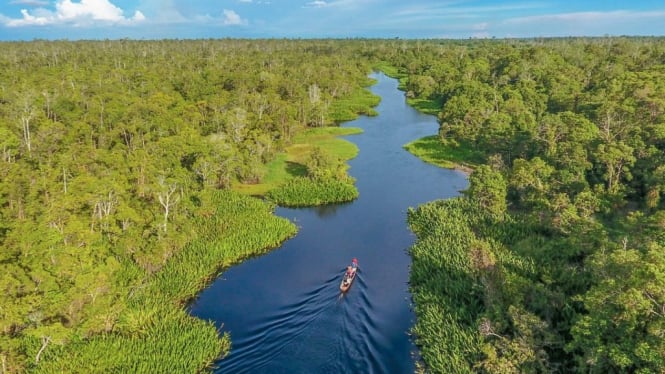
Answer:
xmin=340 ymin=259 xmax=358 ymax=292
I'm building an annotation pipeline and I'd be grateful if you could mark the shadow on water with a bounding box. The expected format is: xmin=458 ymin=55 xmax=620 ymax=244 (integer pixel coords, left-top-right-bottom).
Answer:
xmin=189 ymin=72 xmax=468 ymax=373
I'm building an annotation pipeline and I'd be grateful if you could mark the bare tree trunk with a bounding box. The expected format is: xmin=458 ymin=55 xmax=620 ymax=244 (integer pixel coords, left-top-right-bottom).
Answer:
xmin=63 ymin=167 xmax=68 ymax=194
xmin=20 ymin=106 xmax=33 ymax=156
xmin=35 ymin=336 xmax=50 ymax=364
xmin=158 ymin=184 xmax=179 ymax=232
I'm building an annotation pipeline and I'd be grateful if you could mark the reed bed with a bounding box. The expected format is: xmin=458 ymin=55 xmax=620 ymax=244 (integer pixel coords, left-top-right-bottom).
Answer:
xmin=408 ymin=197 xmax=553 ymax=372
xmin=407 ymin=198 xmax=485 ymax=372
xmin=266 ymin=176 xmax=358 ymax=207
xmin=329 ymin=83 xmax=381 ymax=122
xmin=35 ymin=190 xmax=297 ymax=372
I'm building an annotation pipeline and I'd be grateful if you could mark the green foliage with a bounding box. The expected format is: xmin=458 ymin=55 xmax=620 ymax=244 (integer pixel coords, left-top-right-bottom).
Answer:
xmin=329 ymin=86 xmax=381 ymax=122
xmin=373 ymin=62 xmax=404 ymax=79
xmin=233 ymin=127 xmax=362 ymax=201
xmin=569 ymin=240 xmax=665 ymax=373
xmin=0 ymin=39 xmax=375 ymax=372
xmin=403 ymin=135 xmax=481 ymax=171
xmin=407 ymin=198 xmax=484 ymax=373
xmin=390 ymin=37 xmax=665 ymax=373
xmin=406 ymin=96 xmax=444 ymax=116
xmin=265 ymin=130 xmax=360 ymax=207
xmin=29 ymin=190 xmax=296 ymax=372
xmin=466 ymin=165 xmax=507 ymax=218
xmin=35 ymin=310 xmax=228 ymax=373
xmin=267 ymin=176 xmax=358 ymax=206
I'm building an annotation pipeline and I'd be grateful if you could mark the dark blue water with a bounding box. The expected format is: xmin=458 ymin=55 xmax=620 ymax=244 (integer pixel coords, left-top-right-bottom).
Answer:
xmin=189 ymin=73 xmax=468 ymax=373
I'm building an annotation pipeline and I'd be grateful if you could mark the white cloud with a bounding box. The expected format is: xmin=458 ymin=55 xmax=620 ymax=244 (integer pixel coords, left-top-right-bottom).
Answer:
xmin=9 ymin=0 xmax=49 ymax=6
xmin=304 ymin=0 xmax=375 ymax=9
xmin=222 ymin=9 xmax=246 ymax=25
xmin=132 ymin=10 xmax=145 ymax=22
xmin=305 ymin=1 xmax=327 ymax=7
xmin=505 ymin=10 xmax=665 ymax=25
xmin=4 ymin=0 xmax=146 ymax=27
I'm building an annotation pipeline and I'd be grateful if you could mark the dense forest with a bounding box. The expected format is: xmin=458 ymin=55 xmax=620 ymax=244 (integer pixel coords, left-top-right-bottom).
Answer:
xmin=0 ymin=39 xmax=379 ymax=372
xmin=389 ymin=38 xmax=665 ymax=373
xmin=1 ymin=37 xmax=664 ymax=372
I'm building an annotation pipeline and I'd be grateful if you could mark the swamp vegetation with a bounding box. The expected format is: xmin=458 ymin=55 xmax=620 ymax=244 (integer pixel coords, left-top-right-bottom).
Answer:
xmin=395 ymin=38 xmax=665 ymax=373
xmin=0 ymin=39 xmax=378 ymax=372
xmin=1 ymin=37 xmax=665 ymax=372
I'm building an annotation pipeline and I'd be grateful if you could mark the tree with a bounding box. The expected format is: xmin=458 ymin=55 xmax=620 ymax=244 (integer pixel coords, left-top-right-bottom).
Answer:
xmin=466 ymin=165 xmax=507 ymax=218
xmin=569 ymin=243 xmax=665 ymax=372
xmin=509 ymin=157 xmax=554 ymax=210
xmin=156 ymin=179 xmax=180 ymax=233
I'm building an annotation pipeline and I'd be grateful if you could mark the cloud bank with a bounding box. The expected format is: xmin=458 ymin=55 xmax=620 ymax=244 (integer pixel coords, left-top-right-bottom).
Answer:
xmin=4 ymin=0 xmax=145 ymax=27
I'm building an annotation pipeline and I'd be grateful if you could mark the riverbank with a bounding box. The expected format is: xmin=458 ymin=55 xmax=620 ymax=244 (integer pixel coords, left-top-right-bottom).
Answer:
xmin=232 ymin=126 xmax=363 ymax=198
xmin=0 ymin=39 xmax=387 ymax=373
xmin=35 ymin=190 xmax=298 ymax=372
xmin=232 ymin=86 xmax=380 ymax=205
xmin=375 ymin=63 xmax=477 ymax=173
xmin=189 ymin=71 xmax=469 ymax=373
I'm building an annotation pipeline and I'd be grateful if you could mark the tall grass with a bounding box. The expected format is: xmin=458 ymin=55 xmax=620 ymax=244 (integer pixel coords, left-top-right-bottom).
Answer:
xmin=266 ymin=176 xmax=358 ymax=207
xmin=34 ymin=190 xmax=297 ymax=372
xmin=329 ymin=86 xmax=381 ymax=122
xmin=408 ymin=196 xmax=559 ymax=373
xmin=407 ymin=198 xmax=484 ymax=373
xmin=35 ymin=309 xmax=227 ymax=373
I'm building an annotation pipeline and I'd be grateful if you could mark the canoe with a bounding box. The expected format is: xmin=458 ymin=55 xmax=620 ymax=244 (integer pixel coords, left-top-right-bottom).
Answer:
xmin=340 ymin=264 xmax=358 ymax=292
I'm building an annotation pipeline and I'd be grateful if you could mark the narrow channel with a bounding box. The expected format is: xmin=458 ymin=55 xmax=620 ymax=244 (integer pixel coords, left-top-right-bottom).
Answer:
xmin=189 ymin=72 xmax=468 ymax=373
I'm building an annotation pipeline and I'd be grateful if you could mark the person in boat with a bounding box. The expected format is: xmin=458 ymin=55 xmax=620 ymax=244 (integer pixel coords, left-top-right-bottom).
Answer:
xmin=346 ymin=266 xmax=354 ymax=277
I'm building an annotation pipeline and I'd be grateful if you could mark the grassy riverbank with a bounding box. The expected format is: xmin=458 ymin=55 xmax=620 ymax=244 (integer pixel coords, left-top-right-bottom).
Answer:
xmin=232 ymin=126 xmax=363 ymax=199
xmin=375 ymin=64 xmax=477 ymax=172
xmin=0 ymin=39 xmax=385 ymax=372
xmin=403 ymin=136 xmax=480 ymax=173
xmin=232 ymin=84 xmax=379 ymax=205
xmin=35 ymin=190 xmax=298 ymax=372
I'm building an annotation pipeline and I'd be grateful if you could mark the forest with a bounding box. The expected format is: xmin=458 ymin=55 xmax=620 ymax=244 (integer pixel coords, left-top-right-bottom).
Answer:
xmin=1 ymin=37 xmax=664 ymax=372
xmin=392 ymin=37 xmax=665 ymax=373
xmin=0 ymin=39 xmax=379 ymax=372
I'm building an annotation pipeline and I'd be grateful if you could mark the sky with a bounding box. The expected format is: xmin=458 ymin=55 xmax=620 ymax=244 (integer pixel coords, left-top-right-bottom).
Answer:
xmin=0 ymin=0 xmax=664 ymax=40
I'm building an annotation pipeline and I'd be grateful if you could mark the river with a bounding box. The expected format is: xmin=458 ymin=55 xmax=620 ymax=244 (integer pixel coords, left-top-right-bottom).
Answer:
xmin=188 ymin=72 xmax=468 ymax=373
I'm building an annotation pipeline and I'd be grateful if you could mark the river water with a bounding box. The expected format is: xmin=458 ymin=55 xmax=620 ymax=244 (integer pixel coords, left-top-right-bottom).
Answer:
xmin=189 ymin=73 xmax=468 ymax=373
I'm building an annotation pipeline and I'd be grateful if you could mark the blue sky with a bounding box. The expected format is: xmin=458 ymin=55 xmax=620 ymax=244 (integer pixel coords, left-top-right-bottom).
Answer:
xmin=0 ymin=0 xmax=664 ymax=40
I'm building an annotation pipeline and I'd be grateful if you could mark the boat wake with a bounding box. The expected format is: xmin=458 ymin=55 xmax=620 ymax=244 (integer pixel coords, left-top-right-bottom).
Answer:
xmin=217 ymin=272 xmax=352 ymax=373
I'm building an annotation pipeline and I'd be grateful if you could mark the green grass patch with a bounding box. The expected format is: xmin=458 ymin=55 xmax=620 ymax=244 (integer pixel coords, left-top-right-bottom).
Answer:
xmin=266 ymin=177 xmax=358 ymax=207
xmin=374 ymin=62 xmax=408 ymax=90
xmin=329 ymin=87 xmax=381 ymax=122
xmin=406 ymin=96 xmax=443 ymax=116
xmin=373 ymin=62 xmax=405 ymax=79
xmin=292 ymin=127 xmax=362 ymax=160
xmin=233 ymin=127 xmax=362 ymax=197
xmin=403 ymin=135 xmax=481 ymax=172
xmin=232 ymin=154 xmax=307 ymax=196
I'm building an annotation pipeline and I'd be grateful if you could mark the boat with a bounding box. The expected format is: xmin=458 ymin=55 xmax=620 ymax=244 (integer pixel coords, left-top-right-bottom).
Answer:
xmin=340 ymin=258 xmax=359 ymax=292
